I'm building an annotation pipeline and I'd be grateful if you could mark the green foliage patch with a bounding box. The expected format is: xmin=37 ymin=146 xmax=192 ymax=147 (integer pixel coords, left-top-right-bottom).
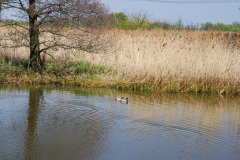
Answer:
xmin=200 ymin=22 xmax=240 ymax=32
xmin=111 ymin=12 xmax=240 ymax=32
xmin=75 ymin=61 xmax=112 ymax=75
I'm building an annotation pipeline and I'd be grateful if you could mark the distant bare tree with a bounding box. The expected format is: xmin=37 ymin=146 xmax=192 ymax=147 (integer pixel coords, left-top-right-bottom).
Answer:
xmin=176 ymin=17 xmax=184 ymax=30
xmin=185 ymin=21 xmax=199 ymax=31
xmin=0 ymin=0 xmax=110 ymax=70
xmin=131 ymin=12 xmax=149 ymax=28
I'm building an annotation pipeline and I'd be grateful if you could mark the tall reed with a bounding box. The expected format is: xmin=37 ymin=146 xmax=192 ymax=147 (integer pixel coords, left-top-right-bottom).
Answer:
xmin=1 ymin=28 xmax=240 ymax=93
xmin=92 ymin=30 xmax=240 ymax=93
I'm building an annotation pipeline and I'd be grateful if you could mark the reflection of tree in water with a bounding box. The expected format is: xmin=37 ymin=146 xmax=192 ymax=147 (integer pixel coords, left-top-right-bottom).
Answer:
xmin=24 ymin=87 xmax=44 ymax=160
xmin=41 ymin=100 xmax=109 ymax=160
xmin=24 ymin=87 xmax=109 ymax=160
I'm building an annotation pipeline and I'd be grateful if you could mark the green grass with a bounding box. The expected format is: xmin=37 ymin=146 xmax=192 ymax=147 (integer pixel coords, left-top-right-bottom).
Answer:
xmin=112 ymin=80 xmax=240 ymax=95
xmin=75 ymin=62 xmax=112 ymax=75
xmin=0 ymin=58 xmax=115 ymax=86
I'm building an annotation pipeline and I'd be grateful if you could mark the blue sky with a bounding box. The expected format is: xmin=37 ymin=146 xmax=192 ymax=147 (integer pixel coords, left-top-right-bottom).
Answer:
xmin=2 ymin=0 xmax=240 ymax=25
xmin=101 ymin=0 xmax=240 ymax=24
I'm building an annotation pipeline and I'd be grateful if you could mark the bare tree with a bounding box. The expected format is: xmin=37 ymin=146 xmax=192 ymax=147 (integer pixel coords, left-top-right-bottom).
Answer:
xmin=0 ymin=0 xmax=110 ymax=70
xmin=131 ymin=12 xmax=149 ymax=28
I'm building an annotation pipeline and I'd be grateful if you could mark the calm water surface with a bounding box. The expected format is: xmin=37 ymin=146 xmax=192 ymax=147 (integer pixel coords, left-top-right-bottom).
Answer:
xmin=0 ymin=86 xmax=239 ymax=160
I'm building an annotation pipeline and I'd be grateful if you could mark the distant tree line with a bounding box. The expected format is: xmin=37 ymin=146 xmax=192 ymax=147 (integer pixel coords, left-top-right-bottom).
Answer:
xmin=111 ymin=12 xmax=240 ymax=32
xmin=2 ymin=11 xmax=240 ymax=33
xmin=111 ymin=12 xmax=188 ymax=30
xmin=200 ymin=22 xmax=240 ymax=32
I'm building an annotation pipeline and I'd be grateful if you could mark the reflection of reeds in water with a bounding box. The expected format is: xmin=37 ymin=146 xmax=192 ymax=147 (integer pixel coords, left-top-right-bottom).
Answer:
xmin=1 ymin=28 xmax=240 ymax=93
xmin=124 ymin=92 xmax=240 ymax=140
xmin=75 ymin=87 xmax=240 ymax=145
xmin=46 ymin=86 xmax=240 ymax=137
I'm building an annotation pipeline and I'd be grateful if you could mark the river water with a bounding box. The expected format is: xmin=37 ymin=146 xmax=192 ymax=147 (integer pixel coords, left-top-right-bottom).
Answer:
xmin=0 ymin=86 xmax=239 ymax=160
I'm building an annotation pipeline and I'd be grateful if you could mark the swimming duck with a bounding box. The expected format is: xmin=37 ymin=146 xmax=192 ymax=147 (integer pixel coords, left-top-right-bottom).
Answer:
xmin=116 ymin=97 xmax=124 ymax=101
xmin=116 ymin=97 xmax=128 ymax=104
xmin=120 ymin=98 xmax=128 ymax=103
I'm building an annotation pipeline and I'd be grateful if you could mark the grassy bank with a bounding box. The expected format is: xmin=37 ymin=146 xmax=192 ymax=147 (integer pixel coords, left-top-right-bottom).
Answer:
xmin=0 ymin=59 xmax=116 ymax=87
xmin=0 ymin=58 xmax=239 ymax=95
xmin=0 ymin=29 xmax=240 ymax=95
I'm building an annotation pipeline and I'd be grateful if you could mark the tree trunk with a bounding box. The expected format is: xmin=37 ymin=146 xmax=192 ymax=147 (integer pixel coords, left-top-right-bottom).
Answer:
xmin=29 ymin=0 xmax=42 ymax=70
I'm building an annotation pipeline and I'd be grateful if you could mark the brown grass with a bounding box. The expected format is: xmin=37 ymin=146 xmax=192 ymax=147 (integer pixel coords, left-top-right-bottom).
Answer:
xmin=1 ymin=28 xmax=240 ymax=94
xmin=93 ymin=29 xmax=240 ymax=93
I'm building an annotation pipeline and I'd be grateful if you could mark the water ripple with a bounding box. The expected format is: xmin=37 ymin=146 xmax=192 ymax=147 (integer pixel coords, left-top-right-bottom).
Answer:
xmin=0 ymin=87 xmax=240 ymax=160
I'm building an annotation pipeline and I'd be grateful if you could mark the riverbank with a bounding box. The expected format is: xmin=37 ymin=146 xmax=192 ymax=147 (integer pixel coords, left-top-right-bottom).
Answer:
xmin=0 ymin=29 xmax=240 ymax=95
xmin=0 ymin=58 xmax=239 ymax=95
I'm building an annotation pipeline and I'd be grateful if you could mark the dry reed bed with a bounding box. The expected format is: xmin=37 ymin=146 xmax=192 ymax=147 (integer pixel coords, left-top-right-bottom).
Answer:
xmin=1 ymin=28 xmax=240 ymax=93
xmin=104 ymin=30 xmax=240 ymax=81
xmin=90 ymin=30 xmax=240 ymax=93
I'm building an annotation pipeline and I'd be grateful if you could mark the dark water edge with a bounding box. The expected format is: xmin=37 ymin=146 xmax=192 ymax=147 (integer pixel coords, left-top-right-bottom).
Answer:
xmin=0 ymin=85 xmax=240 ymax=160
